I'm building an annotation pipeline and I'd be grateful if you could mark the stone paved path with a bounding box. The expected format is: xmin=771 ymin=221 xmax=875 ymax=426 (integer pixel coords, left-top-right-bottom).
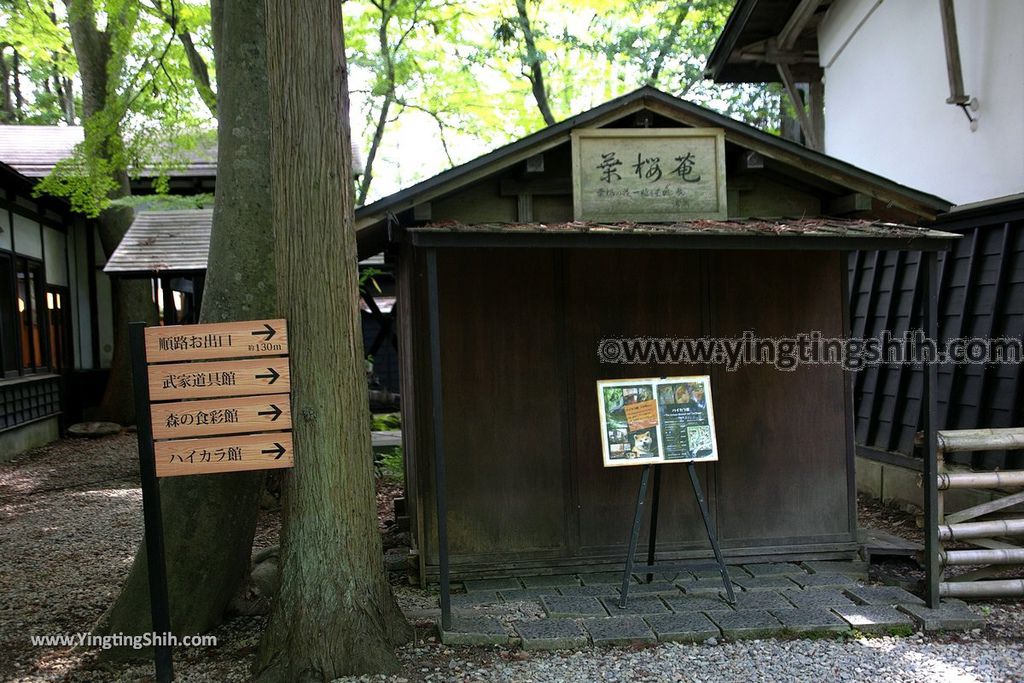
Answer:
xmin=440 ymin=562 xmax=986 ymax=649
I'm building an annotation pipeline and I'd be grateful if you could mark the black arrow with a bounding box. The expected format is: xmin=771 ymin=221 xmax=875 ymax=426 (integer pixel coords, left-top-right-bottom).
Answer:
xmin=257 ymin=404 xmax=283 ymax=421
xmin=255 ymin=367 xmax=280 ymax=384
xmin=261 ymin=442 xmax=286 ymax=460
xmin=251 ymin=323 xmax=276 ymax=342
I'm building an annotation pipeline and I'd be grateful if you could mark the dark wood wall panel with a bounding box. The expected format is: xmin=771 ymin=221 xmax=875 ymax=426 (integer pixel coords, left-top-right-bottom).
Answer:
xmin=711 ymin=250 xmax=853 ymax=544
xmin=421 ymin=248 xmax=569 ymax=563
xmin=566 ymin=249 xmax=712 ymax=555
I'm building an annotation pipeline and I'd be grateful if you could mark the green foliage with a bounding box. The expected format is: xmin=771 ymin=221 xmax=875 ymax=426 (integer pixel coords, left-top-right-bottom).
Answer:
xmin=375 ymin=446 xmax=404 ymax=481
xmin=2 ymin=0 xmax=216 ymax=215
xmin=372 ymin=412 xmax=401 ymax=432
xmin=345 ymin=0 xmax=783 ymax=203
xmin=5 ymin=0 xmax=782 ymax=209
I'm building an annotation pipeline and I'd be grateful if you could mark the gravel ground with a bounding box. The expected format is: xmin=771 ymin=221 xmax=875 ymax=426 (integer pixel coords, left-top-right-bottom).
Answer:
xmin=1 ymin=434 xmax=1022 ymax=682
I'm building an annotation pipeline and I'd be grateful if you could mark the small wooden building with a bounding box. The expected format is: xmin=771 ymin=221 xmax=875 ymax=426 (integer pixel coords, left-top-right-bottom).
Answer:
xmin=354 ymin=87 xmax=957 ymax=582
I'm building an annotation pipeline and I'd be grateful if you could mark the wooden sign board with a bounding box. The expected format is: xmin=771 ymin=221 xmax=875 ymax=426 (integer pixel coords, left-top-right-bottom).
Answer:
xmin=154 ymin=432 xmax=294 ymax=477
xmin=144 ymin=319 xmax=288 ymax=363
xmin=150 ymin=394 xmax=292 ymax=440
xmin=137 ymin=319 xmax=295 ymax=478
xmin=596 ymin=375 xmax=719 ymax=467
xmin=148 ymin=357 xmax=290 ymax=401
xmin=572 ymin=128 xmax=727 ymax=222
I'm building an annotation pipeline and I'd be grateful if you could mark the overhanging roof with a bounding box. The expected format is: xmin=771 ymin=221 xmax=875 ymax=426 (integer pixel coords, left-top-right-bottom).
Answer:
xmin=104 ymin=209 xmax=213 ymax=276
xmin=0 ymin=125 xmax=217 ymax=178
xmin=104 ymin=209 xmax=387 ymax=277
xmin=354 ymin=86 xmax=950 ymax=250
xmin=408 ymin=218 xmax=960 ymax=252
xmin=704 ymin=0 xmax=830 ymax=84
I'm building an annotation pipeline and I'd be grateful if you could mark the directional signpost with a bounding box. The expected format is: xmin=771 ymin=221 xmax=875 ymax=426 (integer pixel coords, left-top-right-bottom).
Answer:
xmin=129 ymin=318 xmax=294 ymax=682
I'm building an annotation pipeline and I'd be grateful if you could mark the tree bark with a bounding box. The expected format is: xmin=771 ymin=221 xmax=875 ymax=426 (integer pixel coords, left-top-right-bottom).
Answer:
xmin=67 ymin=0 xmax=158 ymax=425
xmin=256 ymin=1 xmax=410 ymax=679
xmin=514 ymin=0 xmax=554 ymax=126
xmin=93 ymin=0 xmax=274 ymax=654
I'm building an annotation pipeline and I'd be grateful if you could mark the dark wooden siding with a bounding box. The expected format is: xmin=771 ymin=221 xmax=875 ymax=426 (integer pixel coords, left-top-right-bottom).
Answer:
xmin=849 ymin=205 xmax=1024 ymax=469
xmin=410 ymin=246 xmax=857 ymax=578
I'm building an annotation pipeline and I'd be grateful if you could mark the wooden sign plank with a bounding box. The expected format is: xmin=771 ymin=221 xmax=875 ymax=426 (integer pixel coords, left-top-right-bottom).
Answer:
xmin=150 ymin=394 xmax=292 ymax=440
xmin=154 ymin=432 xmax=294 ymax=477
xmin=148 ymin=357 xmax=291 ymax=401
xmin=144 ymin=319 xmax=288 ymax=363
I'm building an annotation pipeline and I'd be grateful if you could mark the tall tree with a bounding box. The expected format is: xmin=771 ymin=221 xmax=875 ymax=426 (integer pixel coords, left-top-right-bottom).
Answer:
xmin=256 ymin=0 xmax=410 ymax=679
xmin=94 ymin=0 xmax=272 ymax=645
xmin=64 ymin=0 xmax=160 ymax=423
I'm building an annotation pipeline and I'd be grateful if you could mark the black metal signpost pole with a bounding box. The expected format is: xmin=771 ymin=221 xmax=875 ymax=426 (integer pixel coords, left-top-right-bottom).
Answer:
xmin=129 ymin=322 xmax=174 ymax=682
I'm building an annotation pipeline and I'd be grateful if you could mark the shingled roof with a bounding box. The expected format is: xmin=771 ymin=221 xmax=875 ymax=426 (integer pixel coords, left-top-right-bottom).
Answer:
xmin=0 ymin=125 xmax=217 ymax=178
xmin=103 ymin=209 xmax=212 ymax=276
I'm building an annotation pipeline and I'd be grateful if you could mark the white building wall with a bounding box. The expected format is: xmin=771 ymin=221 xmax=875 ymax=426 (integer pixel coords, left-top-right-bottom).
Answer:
xmin=818 ymin=0 xmax=1024 ymax=205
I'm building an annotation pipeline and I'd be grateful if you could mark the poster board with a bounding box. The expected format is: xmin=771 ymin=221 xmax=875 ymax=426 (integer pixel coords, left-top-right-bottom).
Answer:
xmin=572 ymin=128 xmax=727 ymax=222
xmin=596 ymin=375 xmax=719 ymax=467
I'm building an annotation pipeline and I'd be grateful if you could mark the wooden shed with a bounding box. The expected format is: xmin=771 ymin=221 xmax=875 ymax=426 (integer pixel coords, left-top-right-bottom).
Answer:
xmin=356 ymin=87 xmax=957 ymax=584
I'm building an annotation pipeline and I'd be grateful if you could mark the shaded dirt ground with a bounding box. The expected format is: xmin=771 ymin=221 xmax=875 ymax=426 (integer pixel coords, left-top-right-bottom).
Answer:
xmin=1 ymin=434 xmax=1021 ymax=682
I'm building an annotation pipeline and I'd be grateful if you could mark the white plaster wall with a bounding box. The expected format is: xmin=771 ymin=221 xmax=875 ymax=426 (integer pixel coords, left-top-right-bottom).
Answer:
xmin=818 ymin=0 xmax=1024 ymax=204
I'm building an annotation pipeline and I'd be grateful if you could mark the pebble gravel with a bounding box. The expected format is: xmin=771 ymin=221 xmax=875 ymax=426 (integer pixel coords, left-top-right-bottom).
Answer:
xmin=1 ymin=434 xmax=1022 ymax=682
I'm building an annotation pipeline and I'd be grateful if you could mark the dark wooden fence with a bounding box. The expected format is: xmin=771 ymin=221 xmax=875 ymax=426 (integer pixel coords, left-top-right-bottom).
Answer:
xmin=849 ymin=196 xmax=1024 ymax=470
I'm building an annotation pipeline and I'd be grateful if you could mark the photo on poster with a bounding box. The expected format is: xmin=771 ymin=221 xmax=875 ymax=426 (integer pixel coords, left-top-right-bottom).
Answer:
xmin=597 ymin=375 xmax=719 ymax=467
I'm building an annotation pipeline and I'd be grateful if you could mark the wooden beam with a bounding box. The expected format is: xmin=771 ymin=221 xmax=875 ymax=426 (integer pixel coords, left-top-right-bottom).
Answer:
xmin=499 ymin=178 xmax=572 ymax=196
xmin=778 ymin=0 xmax=824 ymax=50
xmin=939 ymin=0 xmax=970 ymax=105
xmin=826 ymin=193 xmax=872 ymax=215
xmin=777 ymin=63 xmax=822 ymax=152
xmin=413 ymin=202 xmax=432 ymax=221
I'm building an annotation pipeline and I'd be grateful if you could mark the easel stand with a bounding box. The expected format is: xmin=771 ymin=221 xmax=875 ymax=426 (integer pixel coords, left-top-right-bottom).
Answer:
xmin=619 ymin=462 xmax=735 ymax=607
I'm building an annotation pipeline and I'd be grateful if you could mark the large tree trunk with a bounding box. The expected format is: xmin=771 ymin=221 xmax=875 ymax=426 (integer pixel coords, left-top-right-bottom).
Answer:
xmin=255 ymin=1 xmax=410 ymax=680
xmin=94 ymin=0 xmax=274 ymax=652
xmin=67 ymin=0 xmax=158 ymax=424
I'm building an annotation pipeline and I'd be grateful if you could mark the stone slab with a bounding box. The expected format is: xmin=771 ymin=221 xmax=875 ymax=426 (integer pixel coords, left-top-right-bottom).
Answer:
xmin=802 ymin=560 xmax=870 ymax=579
xmin=784 ymin=589 xmax=857 ymax=609
xmin=515 ymin=619 xmax=588 ymax=651
xmin=734 ymin=575 xmax=799 ymax=591
xmin=710 ymin=609 xmax=786 ymax=640
xmin=579 ymin=572 xmax=628 ymax=585
xmin=832 ymin=605 xmax=916 ymax=634
xmin=463 ymin=578 xmax=522 ymax=593
xmin=583 ymin=616 xmax=657 ymax=646
xmin=541 ymin=595 xmax=608 ymax=618
xmin=441 ymin=616 xmax=509 ymax=646
xmin=626 ymin=581 xmax=682 ymax=596
xmin=897 ymin=602 xmax=985 ymax=632
xmin=788 ymin=573 xmax=857 ymax=589
xmin=743 ymin=562 xmax=805 ymax=576
xmin=663 ymin=595 xmax=734 ymax=613
xmin=689 ymin=566 xmax=751 ymax=579
xmin=558 ymin=585 xmax=616 ymax=597
xmin=770 ymin=608 xmax=850 ymax=634
xmin=729 ymin=591 xmax=794 ymax=611
xmin=521 ymin=574 xmax=582 ymax=589
xmin=450 ymin=592 xmax=501 ymax=608
xmin=678 ymin=577 xmax=739 ymax=595
xmin=498 ymin=588 xmax=550 ymax=603
xmin=645 ymin=612 xmax=720 ymax=643
xmin=602 ymin=595 xmax=671 ymax=616
xmin=844 ymin=586 xmax=925 ymax=607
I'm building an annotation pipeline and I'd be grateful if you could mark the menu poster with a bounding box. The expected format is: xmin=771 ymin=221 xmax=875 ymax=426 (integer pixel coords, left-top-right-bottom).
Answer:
xmin=596 ymin=375 xmax=719 ymax=467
